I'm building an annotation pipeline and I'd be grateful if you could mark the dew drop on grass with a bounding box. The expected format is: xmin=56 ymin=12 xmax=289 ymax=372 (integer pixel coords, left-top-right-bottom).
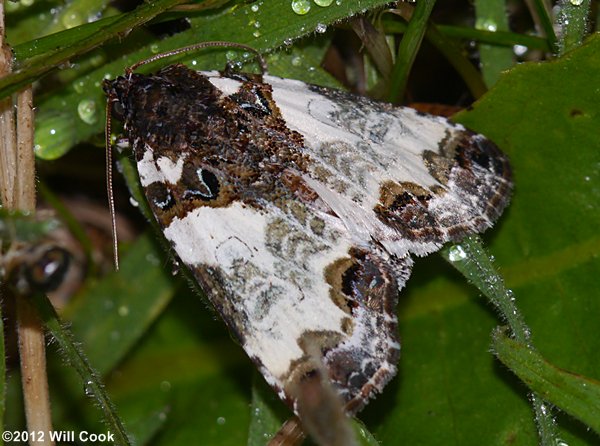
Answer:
xmin=62 ymin=11 xmax=83 ymax=29
xmin=448 ymin=245 xmax=467 ymax=262
xmin=77 ymin=99 xmax=98 ymax=125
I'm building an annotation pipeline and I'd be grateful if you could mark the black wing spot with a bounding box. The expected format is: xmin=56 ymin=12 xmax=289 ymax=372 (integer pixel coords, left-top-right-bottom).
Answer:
xmin=147 ymin=181 xmax=175 ymax=210
xmin=182 ymin=163 xmax=221 ymax=201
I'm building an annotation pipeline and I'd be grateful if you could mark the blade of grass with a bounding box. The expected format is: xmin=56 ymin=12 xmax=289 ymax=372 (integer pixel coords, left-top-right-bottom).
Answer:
xmin=493 ymin=329 xmax=600 ymax=434
xmin=441 ymin=235 xmax=560 ymax=446
xmin=0 ymin=0 xmax=190 ymax=99
xmin=387 ymin=0 xmax=436 ymax=103
xmin=436 ymin=25 xmax=551 ymax=51
xmin=29 ymin=290 xmax=132 ymax=446
xmin=556 ymin=0 xmax=592 ymax=54
xmin=525 ymin=0 xmax=557 ymax=50
xmin=474 ymin=0 xmax=514 ymax=87
xmin=43 ymin=0 xmax=112 ymax=35
xmin=383 ymin=16 xmax=487 ymax=99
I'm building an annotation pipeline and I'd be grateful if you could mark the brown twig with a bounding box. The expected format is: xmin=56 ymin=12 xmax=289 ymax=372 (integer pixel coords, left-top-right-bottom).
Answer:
xmin=0 ymin=1 xmax=55 ymax=443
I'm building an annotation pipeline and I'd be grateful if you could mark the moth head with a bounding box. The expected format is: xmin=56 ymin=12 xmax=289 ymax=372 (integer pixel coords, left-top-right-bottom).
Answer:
xmin=102 ymin=76 xmax=137 ymax=120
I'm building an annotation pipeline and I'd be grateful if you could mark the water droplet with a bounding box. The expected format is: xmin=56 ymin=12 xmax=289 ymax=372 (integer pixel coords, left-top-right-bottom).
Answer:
xmin=77 ymin=99 xmax=98 ymax=125
xmin=283 ymin=38 xmax=293 ymax=46
xmin=225 ymin=50 xmax=237 ymax=61
xmin=314 ymin=0 xmax=334 ymax=5
xmin=448 ymin=245 xmax=467 ymax=262
xmin=84 ymin=380 xmax=94 ymax=396
xmin=513 ymin=44 xmax=528 ymax=56
xmin=118 ymin=305 xmax=129 ymax=317
xmin=160 ymin=381 xmax=172 ymax=392
xmin=150 ymin=43 xmax=160 ymax=54
xmin=253 ymin=30 xmax=261 ymax=38
xmin=569 ymin=0 xmax=583 ymax=5
xmin=62 ymin=11 xmax=83 ymax=29
xmin=251 ymin=4 xmax=260 ymax=11
xmin=476 ymin=18 xmax=497 ymax=32
xmin=584 ymin=176 xmax=591 ymax=181
xmin=129 ymin=197 xmax=139 ymax=207
xmin=315 ymin=23 xmax=327 ymax=33
xmin=291 ymin=56 xmax=302 ymax=66
xmin=216 ymin=416 xmax=226 ymax=425
xmin=335 ymin=0 xmax=342 ymax=4
xmin=158 ymin=412 xmax=167 ymax=421
xmin=73 ymin=80 xmax=86 ymax=93
xmin=21 ymin=0 xmax=35 ymax=6
xmin=291 ymin=0 xmax=311 ymax=15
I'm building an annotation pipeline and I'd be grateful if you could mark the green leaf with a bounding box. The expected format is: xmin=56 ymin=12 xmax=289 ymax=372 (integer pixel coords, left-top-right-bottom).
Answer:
xmin=65 ymin=234 xmax=176 ymax=375
xmin=247 ymin=373 xmax=290 ymax=446
xmin=493 ymin=329 xmax=600 ymax=435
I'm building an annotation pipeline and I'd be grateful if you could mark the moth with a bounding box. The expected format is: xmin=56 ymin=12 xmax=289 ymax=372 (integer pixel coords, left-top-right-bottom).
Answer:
xmin=104 ymin=44 xmax=512 ymax=443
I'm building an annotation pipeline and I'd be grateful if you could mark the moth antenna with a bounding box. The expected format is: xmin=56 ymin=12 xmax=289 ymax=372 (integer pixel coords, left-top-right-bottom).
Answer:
xmin=126 ymin=41 xmax=267 ymax=75
xmin=105 ymin=97 xmax=120 ymax=271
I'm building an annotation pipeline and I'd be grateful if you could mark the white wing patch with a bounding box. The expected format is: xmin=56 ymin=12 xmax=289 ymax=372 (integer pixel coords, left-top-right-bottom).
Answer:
xmin=162 ymin=201 xmax=353 ymax=379
xmin=137 ymin=144 xmax=186 ymax=187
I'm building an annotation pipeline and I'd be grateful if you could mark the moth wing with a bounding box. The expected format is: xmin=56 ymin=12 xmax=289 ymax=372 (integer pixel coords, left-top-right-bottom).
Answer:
xmin=136 ymin=141 xmax=408 ymax=414
xmin=265 ymin=75 xmax=512 ymax=258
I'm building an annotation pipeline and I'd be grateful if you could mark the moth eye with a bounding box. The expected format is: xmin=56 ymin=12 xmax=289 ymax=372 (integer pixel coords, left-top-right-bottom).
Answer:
xmin=181 ymin=163 xmax=220 ymax=201
xmin=111 ymin=101 xmax=125 ymax=120
xmin=147 ymin=182 xmax=175 ymax=210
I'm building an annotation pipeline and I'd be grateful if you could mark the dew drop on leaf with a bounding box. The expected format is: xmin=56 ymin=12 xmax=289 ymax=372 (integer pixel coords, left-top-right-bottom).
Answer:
xmin=314 ymin=0 xmax=334 ymax=5
xmin=291 ymin=0 xmax=311 ymax=15
xmin=315 ymin=23 xmax=327 ymax=33
xmin=118 ymin=305 xmax=129 ymax=317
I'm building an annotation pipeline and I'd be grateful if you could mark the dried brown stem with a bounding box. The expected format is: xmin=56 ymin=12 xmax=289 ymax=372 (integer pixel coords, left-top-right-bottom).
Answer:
xmin=1 ymin=1 xmax=54 ymax=443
